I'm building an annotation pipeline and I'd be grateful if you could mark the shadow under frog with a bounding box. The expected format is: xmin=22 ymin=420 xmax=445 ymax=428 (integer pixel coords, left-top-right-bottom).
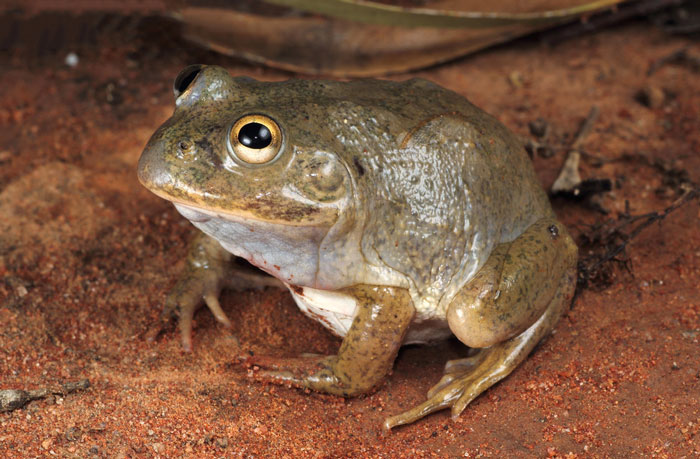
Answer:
xmin=137 ymin=65 xmax=578 ymax=429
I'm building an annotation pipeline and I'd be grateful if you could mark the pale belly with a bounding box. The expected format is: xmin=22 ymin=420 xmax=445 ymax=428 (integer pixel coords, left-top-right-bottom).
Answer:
xmin=286 ymin=284 xmax=453 ymax=345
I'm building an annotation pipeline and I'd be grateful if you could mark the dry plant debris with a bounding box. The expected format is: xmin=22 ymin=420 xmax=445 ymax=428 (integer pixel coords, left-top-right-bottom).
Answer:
xmin=0 ymin=380 xmax=90 ymax=413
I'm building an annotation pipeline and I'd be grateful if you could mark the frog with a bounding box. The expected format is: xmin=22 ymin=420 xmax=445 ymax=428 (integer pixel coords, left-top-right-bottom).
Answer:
xmin=137 ymin=64 xmax=578 ymax=429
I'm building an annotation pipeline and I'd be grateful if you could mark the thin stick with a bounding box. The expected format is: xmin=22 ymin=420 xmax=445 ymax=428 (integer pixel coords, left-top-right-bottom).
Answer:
xmin=578 ymin=187 xmax=700 ymax=291
xmin=551 ymin=106 xmax=599 ymax=193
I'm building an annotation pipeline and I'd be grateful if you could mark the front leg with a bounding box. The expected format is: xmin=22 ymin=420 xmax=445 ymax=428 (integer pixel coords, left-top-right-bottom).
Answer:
xmin=148 ymin=231 xmax=283 ymax=351
xmin=256 ymin=285 xmax=415 ymax=396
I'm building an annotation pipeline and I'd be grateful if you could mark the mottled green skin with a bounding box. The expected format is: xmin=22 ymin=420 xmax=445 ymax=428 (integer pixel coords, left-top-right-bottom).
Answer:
xmin=277 ymin=285 xmax=415 ymax=397
xmin=137 ymin=65 xmax=578 ymax=429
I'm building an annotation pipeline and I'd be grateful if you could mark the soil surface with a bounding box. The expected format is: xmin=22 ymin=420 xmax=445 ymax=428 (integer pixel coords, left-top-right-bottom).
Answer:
xmin=1 ymin=14 xmax=699 ymax=458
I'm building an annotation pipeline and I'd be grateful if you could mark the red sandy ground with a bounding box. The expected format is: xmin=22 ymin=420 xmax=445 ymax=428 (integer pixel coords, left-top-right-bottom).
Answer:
xmin=0 ymin=16 xmax=698 ymax=458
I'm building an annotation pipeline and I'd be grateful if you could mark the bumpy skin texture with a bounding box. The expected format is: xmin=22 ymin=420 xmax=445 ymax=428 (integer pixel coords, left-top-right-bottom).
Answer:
xmin=137 ymin=65 xmax=578 ymax=429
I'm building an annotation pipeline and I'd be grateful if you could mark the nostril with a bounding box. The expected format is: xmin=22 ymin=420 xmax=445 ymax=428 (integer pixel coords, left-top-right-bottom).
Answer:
xmin=173 ymin=64 xmax=204 ymax=99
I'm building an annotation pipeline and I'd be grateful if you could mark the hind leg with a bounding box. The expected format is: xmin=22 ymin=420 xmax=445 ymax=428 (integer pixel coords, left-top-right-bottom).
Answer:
xmin=384 ymin=218 xmax=577 ymax=429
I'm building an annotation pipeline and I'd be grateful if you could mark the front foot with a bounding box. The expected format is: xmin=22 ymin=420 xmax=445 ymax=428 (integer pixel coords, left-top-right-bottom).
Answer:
xmin=147 ymin=233 xmax=283 ymax=351
xmin=146 ymin=233 xmax=233 ymax=351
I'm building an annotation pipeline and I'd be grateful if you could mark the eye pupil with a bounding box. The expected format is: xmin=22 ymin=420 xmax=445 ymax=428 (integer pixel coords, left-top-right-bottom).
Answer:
xmin=238 ymin=123 xmax=272 ymax=149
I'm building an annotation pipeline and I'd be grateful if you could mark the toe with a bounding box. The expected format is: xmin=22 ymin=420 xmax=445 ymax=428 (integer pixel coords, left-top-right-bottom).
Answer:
xmin=444 ymin=352 xmax=485 ymax=373
xmin=178 ymin=312 xmax=194 ymax=353
xmin=204 ymin=293 xmax=232 ymax=328
xmin=257 ymin=369 xmax=299 ymax=385
xmin=385 ymin=383 xmax=463 ymax=430
xmin=450 ymin=386 xmax=479 ymax=419
xmin=427 ymin=373 xmax=456 ymax=398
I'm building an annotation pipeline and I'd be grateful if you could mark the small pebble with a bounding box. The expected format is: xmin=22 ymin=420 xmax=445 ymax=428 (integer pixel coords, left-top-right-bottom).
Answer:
xmin=636 ymin=86 xmax=665 ymax=108
xmin=65 ymin=427 xmax=81 ymax=442
xmin=0 ymin=389 xmax=32 ymax=412
xmin=508 ymin=71 xmax=524 ymax=88
xmin=216 ymin=437 xmax=228 ymax=449
xmin=16 ymin=285 xmax=27 ymax=297
xmin=528 ymin=118 xmax=549 ymax=138
xmin=65 ymin=52 xmax=79 ymax=68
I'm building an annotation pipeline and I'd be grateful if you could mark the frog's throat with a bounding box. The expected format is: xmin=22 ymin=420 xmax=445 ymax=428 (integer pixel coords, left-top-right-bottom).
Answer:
xmin=174 ymin=203 xmax=329 ymax=286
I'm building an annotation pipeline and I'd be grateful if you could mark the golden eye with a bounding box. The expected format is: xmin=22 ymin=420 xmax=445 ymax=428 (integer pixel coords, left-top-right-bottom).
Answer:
xmin=228 ymin=115 xmax=283 ymax=164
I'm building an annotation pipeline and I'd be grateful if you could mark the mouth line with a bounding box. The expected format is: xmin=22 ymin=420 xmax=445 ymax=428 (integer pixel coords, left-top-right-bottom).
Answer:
xmin=173 ymin=201 xmax=250 ymax=225
xmin=164 ymin=195 xmax=283 ymax=227
xmin=144 ymin=185 xmax=334 ymax=228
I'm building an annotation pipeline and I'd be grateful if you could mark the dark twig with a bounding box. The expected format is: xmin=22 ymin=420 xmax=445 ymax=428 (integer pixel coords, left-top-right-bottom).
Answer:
xmin=0 ymin=379 xmax=90 ymax=412
xmin=648 ymin=46 xmax=700 ymax=75
xmin=572 ymin=105 xmax=601 ymax=150
xmin=576 ymin=187 xmax=700 ymax=296
xmin=541 ymin=0 xmax=685 ymax=45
